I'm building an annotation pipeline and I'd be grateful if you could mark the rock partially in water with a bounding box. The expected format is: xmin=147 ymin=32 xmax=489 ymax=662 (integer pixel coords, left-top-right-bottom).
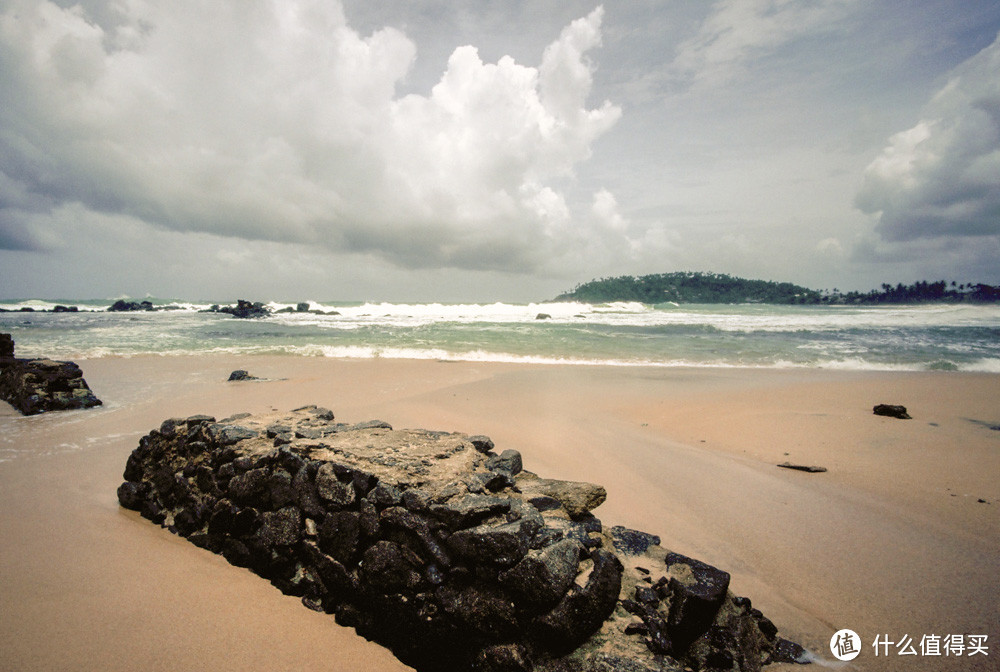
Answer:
xmin=118 ymin=407 xmax=802 ymax=671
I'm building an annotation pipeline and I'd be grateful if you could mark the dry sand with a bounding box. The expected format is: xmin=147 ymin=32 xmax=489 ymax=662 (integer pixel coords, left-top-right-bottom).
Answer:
xmin=1 ymin=355 xmax=997 ymax=671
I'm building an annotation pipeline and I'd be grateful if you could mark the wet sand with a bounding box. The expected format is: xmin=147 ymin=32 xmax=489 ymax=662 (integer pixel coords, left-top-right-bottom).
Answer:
xmin=0 ymin=356 xmax=997 ymax=671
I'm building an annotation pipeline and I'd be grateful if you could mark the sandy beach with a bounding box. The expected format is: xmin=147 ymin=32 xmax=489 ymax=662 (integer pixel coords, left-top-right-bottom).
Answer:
xmin=1 ymin=355 xmax=997 ymax=671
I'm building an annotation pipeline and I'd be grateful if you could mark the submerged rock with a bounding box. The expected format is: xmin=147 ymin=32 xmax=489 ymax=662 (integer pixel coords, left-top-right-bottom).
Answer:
xmin=118 ymin=407 xmax=801 ymax=672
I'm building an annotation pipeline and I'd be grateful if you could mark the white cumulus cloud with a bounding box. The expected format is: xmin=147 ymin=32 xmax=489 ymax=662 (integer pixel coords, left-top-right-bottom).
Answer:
xmin=0 ymin=1 xmax=621 ymax=272
xmin=856 ymin=31 xmax=1000 ymax=242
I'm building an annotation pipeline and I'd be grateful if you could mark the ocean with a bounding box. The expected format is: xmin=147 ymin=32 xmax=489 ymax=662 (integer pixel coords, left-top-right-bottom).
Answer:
xmin=1 ymin=299 xmax=999 ymax=372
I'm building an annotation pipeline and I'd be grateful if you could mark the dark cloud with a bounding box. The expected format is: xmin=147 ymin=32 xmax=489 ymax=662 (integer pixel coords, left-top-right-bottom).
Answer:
xmin=0 ymin=216 xmax=46 ymax=251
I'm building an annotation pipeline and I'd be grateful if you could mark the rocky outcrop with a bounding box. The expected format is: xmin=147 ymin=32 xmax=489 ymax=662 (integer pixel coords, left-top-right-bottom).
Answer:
xmin=117 ymin=407 xmax=804 ymax=672
xmin=873 ymin=404 xmax=910 ymax=419
xmin=0 ymin=334 xmax=102 ymax=415
xmin=108 ymin=299 xmax=155 ymax=312
xmin=212 ymin=300 xmax=270 ymax=319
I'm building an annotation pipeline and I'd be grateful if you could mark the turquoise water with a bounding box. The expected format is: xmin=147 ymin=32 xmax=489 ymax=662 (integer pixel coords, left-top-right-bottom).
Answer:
xmin=1 ymin=299 xmax=999 ymax=371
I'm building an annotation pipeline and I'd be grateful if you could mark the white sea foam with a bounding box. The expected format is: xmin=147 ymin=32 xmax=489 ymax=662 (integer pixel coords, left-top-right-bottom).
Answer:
xmin=2 ymin=301 xmax=997 ymax=371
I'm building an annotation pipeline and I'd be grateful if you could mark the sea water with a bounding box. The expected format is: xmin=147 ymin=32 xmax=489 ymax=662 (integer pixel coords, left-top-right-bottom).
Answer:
xmin=1 ymin=299 xmax=998 ymax=372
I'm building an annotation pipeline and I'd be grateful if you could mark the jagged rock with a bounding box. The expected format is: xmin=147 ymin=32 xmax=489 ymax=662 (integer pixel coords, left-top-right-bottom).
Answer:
xmin=516 ymin=473 xmax=607 ymax=519
xmin=207 ymin=424 xmax=258 ymax=446
xmin=315 ymin=464 xmax=357 ymax=507
xmin=431 ymin=494 xmax=511 ymax=530
xmin=610 ymin=526 xmax=661 ymax=556
xmin=487 ymin=449 xmax=523 ymax=475
xmin=499 ymin=538 xmax=582 ymax=609
xmin=664 ymin=552 xmax=731 ymax=655
xmin=108 ymin=299 xmax=154 ymax=311
xmin=258 ymin=506 xmax=302 ymax=546
xmin=116 ymin=407 xmax=801 ymax=672
xmin=360 ymin=540 xmax=424 ymax=593
xmin=227 ymin=370 xmax=257 ymax=381
xmin=216 ymin=299 xmax=270 ymax=319
xmin=436 ymin=583 xmax=519 ymax=639
xmin=448 ymin=516 xmax=540 ymax=567
xmin=0 ymin=336 xmax=102 ymax=415
xmin=873 ymin=403 xmax=911 ymax=419
xmin=532 ymin=549 xmax=623 ymax=653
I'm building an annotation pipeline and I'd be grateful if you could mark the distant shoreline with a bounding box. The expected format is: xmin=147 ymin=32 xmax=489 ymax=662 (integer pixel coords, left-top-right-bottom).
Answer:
xmin=556 ymin=272 xmax=1000 ymax=305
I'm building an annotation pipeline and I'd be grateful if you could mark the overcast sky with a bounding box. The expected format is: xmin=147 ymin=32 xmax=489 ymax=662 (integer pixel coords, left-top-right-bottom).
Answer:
xmin=1 ymin=0 xmax=999 ymax=302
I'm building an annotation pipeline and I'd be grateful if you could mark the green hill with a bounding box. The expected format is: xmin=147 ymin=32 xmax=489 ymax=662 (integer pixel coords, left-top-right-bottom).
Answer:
xmin=555 ymin=272 xmax=1000 ymax=305
xmin=555 ymin=272 xmax=820 ymax=304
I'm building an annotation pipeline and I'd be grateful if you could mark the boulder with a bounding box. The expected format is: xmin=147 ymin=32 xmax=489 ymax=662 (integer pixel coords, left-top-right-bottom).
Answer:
xmin=227 ymin=370 xmax=257 ymax=381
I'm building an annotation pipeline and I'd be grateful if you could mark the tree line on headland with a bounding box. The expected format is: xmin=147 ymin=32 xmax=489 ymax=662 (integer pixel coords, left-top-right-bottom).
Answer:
xmin=554 ymin=272 xmax=1000 ymax=305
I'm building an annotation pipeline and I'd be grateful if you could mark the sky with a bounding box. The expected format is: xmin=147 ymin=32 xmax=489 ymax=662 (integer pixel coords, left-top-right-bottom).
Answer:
xmin=1 ymin=0 xmax=999 ymax=302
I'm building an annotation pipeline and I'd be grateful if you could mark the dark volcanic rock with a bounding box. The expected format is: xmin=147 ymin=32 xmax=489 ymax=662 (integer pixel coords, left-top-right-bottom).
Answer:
xmin=664 ymin=552 xmax=731 ymax=654
xmin=487 ymin=449 xmax=523 ymax=475
xmin=610 ymin=526 xmax=661 ymax=556
xmin=532 ymin=549 xmax=623 ymax=653
xmin=498 ymin=538 xmax=582 ymax=609
xmin=116 ymin=407 xmax=800 ymax=672
xmin=873 ymin=403 xmax=911 ymax=419
xmin=0 ymin=335 xmax=102 ymax=415
xmin=516 ymin=474 xmax=606 ymax=519
xmin=0 ymin=333 xmax=13 ymax=359
xmin=227 ymin=369 xmax=257 ymax=381
xmin=217 ymin=299 xmax=270 ymax=319
xmin=108 ymin=299 xmax=154 ymax=311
